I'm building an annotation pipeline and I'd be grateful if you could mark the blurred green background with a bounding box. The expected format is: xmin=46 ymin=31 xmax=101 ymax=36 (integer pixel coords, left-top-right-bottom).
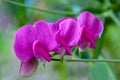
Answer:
xmin=0 ymin=0 xmax=120 ymax=80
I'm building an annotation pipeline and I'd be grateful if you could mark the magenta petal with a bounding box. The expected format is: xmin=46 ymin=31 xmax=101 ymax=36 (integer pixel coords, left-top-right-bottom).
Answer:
xmin=48 ymin=22 xmax=58 ymax=36
xmin=19 ymin=58 xmax=39 ymax=77
xmin=57 ymin=47 xmax=65 ymax=57
xmin=78 ymin=38 xmax=90 ymax=51
xmin=59 ymin=18 xmax=80 ymax=47
xmin=33 ymin=20 xmax=57 ymax=52
xmin=49 ymin=17 xmax=75 ymax=36
xmin=55 ymin=17 xmax=72 ymax=26
xmin=77 ymin=11 xmax=104 ymax=40
xmin=33 ymin=40 xmax=51 ymax=62
xmin=83 ymin=29 xmax=96 ymax=49
xmin=56 ymin=31 xmax=71 ymax=55
xmin=14 ymin=25 xmax=35 ymax=62
xmin=48 ymin=18 xmax=71 ymax=36
xmin=78 ymin=25 xmax=96 ymax=50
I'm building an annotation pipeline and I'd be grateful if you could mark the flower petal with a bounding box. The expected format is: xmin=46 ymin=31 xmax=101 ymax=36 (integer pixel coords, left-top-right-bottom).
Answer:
xmin=55 ymin=17 xmax=71 ymax=26
xmin=33 ymin=20 xmax=57 ymax=52
xmin=19 ymin=58 xmax=39 ymax=77
xmin=33 ymin=40 xmax=51 ymax=62
xmin=83 ymin=30 xmax=96 ymax=48
xmin=14 ymin=25 xmax=35 ymax=62
xmin=57 ymin=47 xmax=65 ymax=57
xmin=56 ymin=31 xmax=71 ymax=55
xmin=48 ymin=17 xmax=72 ymax=36
xmin=78 ymin=38 xmax=90 ymax=51
xmin=78 ymin=25 xmax=96 ymax=50
xmin=77 ymin=11 xmax=104 ymax=40
xmin=48 ymin=22 xmax=58 ymax=36
xmin=59 ymin=18 xmax=80 ymax=47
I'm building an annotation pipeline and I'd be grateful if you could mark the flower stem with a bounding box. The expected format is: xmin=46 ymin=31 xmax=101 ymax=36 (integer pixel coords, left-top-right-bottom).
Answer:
xmin=4 ymin=0 xmax=76 ymax=16
xmin=104 ymin=0 xmax=120 ymax=27
xmin=51 ymin=58 xmax=120 ymax=63
xmin=108 ymin=10 xmax=120 ymax=27
xmin=72 ymin=46 xmax=78 ymax=59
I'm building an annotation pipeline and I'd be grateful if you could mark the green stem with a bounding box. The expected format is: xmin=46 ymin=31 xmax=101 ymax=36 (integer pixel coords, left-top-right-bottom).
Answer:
xmin=72 ymin=46 xmax=78 ymax=59
xmin=108 ymin=10 xmax=120 ymax=27
xmin=51 ymin=58 xmax=120 ymax=63
xmin=4 ymin=0 xmax=76 ymax=16
xmin=61 ymin=56 xmax=64 ymax=63
xmin=104 ymin=0 xmax=120 ymax=27
xmin=73 ymin=46 xmax=78 ymax=54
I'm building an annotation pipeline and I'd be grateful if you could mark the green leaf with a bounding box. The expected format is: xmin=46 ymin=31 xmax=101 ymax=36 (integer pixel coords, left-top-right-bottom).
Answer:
xmin=93 ymin=38 xmax=104 ymax=58
xmin=81 ymin=51 xmax=89 ymax=59
xmin=104 ymin=24 xmax=120 ymax=58
xmin=89 ymin=57 xmax=116 ymax=80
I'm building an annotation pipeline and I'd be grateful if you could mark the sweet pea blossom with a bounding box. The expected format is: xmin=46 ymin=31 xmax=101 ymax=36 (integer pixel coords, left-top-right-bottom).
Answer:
xmin=14 ymin=11 xmax=104 ymax=77
xmin=77 ymin=11 xmax=104 ymax=51
xmin=52 ymin=18 xmax=80 ymax=55
xmin=14 ymin=21 xmax=57 ymax=77
xmin=48 ymin=18 xmax=72 ymax=56
xmin=48 ymin=17 xmax=69 ymax=36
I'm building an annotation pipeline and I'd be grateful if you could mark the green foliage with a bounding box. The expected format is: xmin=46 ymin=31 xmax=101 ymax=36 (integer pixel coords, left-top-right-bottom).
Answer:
xmin=93 ymin=31 xmax=105 ymax=59
xmin=81 ymin=51 xmax=90 ymax=59
xmin=104 ymin=24 xmax=120 ymax=79
xmin=89 ymin=58 xmax=116 ymax=80
xmin=3 ymin=0 xmax=27 ymax=27
xmin=104 ymin=24 xmax=120 ymax=58
xmin=52 ymin=62 xmax=68 ymax=80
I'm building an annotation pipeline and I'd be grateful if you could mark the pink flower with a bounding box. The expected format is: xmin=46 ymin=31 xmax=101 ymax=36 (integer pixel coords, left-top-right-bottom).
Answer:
xmin=54 ymin=18 xmax=80 ymax=55
xmin=48 ymin=18 xmax=71 ymax=56
xmin=77 ymin=11 xmax=104 ymax=51
xmin=14 ymin=21 xmax=57 ymax=77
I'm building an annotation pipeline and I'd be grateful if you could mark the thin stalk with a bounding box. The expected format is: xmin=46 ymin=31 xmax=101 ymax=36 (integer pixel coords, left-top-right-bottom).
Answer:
xmin=4 ymin=0 xmax=76 ymax=16
xmin=51 ymin=58 xmax=120 ymax=63
xmin=104 ymin=0 xmax=120 ymax=27
xmin=72 ymin=46 xmax=78 ymax=59
xmin=108 ymin=10 xmax=120 ymax=27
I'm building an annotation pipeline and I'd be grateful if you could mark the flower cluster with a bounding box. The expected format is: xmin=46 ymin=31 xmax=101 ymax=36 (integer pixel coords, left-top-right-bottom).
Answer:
xmin=14 ymin=11 xmax=104 ymax=77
